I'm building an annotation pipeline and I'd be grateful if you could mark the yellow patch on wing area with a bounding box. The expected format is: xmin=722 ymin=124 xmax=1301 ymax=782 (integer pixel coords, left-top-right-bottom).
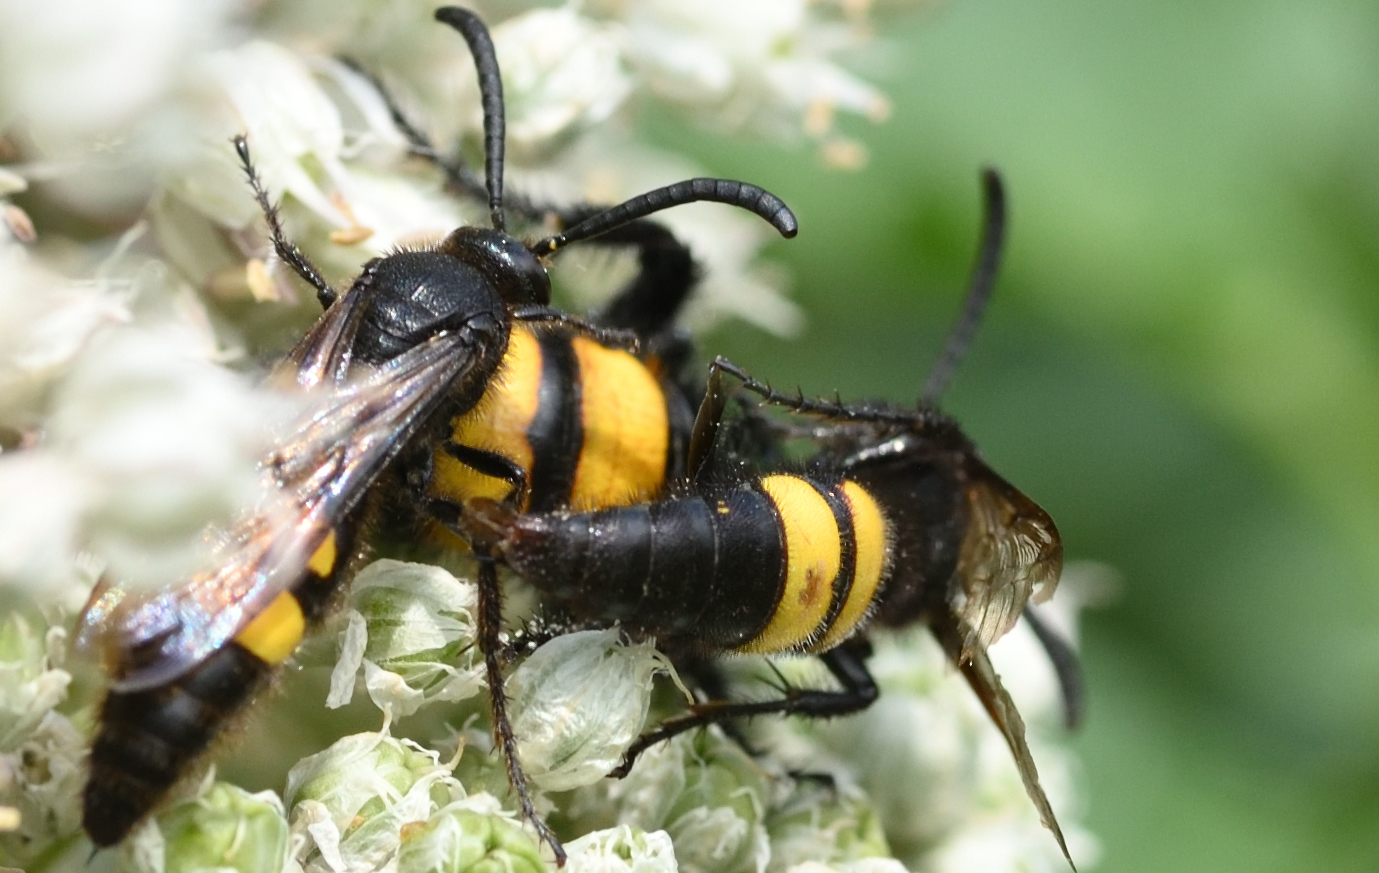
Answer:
xmin=432 ymin=326 xmax=541 ymax=506
xmin=738 ymin=475 xmax=841 ymax=653
xmin=811 ymin=481 xmax=890 ymax=652
xmin=234 ymin=591 xmax=305 ymax=665
xmin=568 ymin=336 xmax=668 ymax=510
xmin=307 ymin=530 xmax=337 ymax=579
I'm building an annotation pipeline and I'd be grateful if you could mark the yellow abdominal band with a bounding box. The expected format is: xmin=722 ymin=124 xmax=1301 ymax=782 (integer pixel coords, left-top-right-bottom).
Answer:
xmin=738 ymin=475 xmax=842 ymax=653
xmin=811 ymin=481 xmax=890 ymax=652
xmin=234 ymin=591 xmax=306 ymax=665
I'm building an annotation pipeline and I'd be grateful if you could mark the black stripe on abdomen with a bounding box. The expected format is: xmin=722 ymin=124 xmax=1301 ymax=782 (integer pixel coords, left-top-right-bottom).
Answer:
xmin=526 ymin=332 xmax=582 ymax=511
xmin=83 ymin=643 xmax=271 ymax=847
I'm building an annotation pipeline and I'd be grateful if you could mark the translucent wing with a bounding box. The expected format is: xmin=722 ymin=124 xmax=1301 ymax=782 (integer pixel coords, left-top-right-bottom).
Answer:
xmin=76 ymin=324 xmax=480 ymax=692
xmin=952 ymin=455 xmax=1063 ymax=654
xmin=928 ymin=609 xmax=1074 ymax=868
xmin=269 ymin=283 xmax=371 ymax=392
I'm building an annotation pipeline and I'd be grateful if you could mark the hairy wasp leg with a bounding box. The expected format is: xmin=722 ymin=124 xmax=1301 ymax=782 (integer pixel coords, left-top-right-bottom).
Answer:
xmin=676 ymin=659 xmax=771 ymax=758
xmin=232 ymin=135 xmax=339 ymax=307
xmin=708 ymin=356 xmax=861 ymax=419
xmin=337 ymin=58 xmax=491 ymax=209
xmin=412 ymin=446 xmax=562 ymax=861
xmin=441 ymin=441 xmax=532 ymax=509
xmin=475 ymin=556 xmax=568 ymax=865
xmin=405 ymin=440 xmax=529 ymax=542
xmin=509 ymin=305 xmax=640 ymax=352
xmin=1022 ymin=605 xmax=1086 ymax=730
xmin=707 ymin=355 xmax=959 ymax=431
xmin=690 ymin=358 xmax=851 ymax=478
xmin=705 ymin=356 xmax=867 ymax=421
xmin=610 ymin=644 xmax=879 ymax=779
xmin=686 ymin=356 xmax=787 ymax=480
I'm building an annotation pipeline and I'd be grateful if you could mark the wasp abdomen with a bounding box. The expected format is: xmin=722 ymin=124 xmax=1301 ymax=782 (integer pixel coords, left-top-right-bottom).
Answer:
xmin=431 ymin=325 xmax=680 ymax=521
xmin=83 ymin=532 xmax=341 ymax=847
xmin=83 ymin=642 xmax=271 ymax=846
xmin=488 ymin=473 xmax=891 ymax=656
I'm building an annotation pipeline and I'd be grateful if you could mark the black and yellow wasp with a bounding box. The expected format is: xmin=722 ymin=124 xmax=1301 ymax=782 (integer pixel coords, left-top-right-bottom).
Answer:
xmin=454 ymin=170 xmax=1079 ymax=865
xmin=75 ymin=6 xmax=797 ymax=857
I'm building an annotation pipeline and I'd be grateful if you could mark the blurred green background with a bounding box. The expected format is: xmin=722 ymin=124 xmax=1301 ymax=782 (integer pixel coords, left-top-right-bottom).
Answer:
xmin=653 ymin=0 xmax=1379 ymax=870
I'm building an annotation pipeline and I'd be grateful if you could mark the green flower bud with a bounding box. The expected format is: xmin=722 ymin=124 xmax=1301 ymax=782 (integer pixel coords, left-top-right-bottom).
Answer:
xmin=327 ymin=560 xmax=483 ymax=716
xmin=614 ymin=730 xmax=768 ymax=873
xmin=563 ymin=824 xmax=677 ymax=873
xmin=121 ymin=781 xmax=288 ymax=873
xmin=396 ymin=796 xmax=548 ymax=873
xmin=507 ymin=629 xmax=670 ymax=792
xmin=286 ymin=731 xmax=462 ymax=871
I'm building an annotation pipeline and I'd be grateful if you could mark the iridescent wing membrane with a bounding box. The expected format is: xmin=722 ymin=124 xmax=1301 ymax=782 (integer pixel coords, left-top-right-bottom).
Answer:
xmin=954 ymin=453 xmax=1063 ymax=653
xmin=75 ymin=288 xmax=476 ymax=692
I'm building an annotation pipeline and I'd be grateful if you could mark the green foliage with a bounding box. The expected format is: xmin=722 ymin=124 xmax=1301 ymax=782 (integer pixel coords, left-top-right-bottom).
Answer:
xmin=659 ymin=1 xmax=1379 ymax=869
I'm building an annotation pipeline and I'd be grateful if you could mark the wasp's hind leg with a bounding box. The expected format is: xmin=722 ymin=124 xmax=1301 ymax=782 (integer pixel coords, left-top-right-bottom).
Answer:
xmin=1022 ymin=605 xmax=1086 ymax=730
xmin=474 ymin=556 xmax=568 ymax=865
xmin=610 ymin=642 xmax=879 ymax=779
xmin=406 ymin=455 xmax=566 ymax=862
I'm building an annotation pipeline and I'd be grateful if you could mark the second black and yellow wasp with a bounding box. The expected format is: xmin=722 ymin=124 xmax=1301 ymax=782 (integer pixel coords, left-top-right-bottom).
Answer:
xmin=454 ymin=170 xmax=1079 ymax=866
xmin=75 ymin=6 xmax=797 ymax=858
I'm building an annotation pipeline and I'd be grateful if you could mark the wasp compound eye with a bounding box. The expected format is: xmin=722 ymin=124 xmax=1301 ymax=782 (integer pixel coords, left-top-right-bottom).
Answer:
xmin=440 ymin=227 xmax=551 ymax=307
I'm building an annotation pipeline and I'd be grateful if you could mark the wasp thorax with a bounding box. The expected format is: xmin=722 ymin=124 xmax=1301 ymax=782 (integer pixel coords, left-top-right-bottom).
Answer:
xmin=351 ymin=249 xmax=509 ymax=364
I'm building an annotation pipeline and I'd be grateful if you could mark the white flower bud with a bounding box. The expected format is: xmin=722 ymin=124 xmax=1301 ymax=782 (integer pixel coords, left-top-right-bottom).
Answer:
xmin=328 ymin=560 xmax=484 ymax=717
xmin=286 ymin=731 xmax=464 ymax=873
xmin=0 ymin=710 xmax=85 ymax=860
xmin=507 ymin=629 xmax=670 ymax=792
xmin=564 ymin=824 xmax=678 ymax=873
xmin=0 ymin=614 xmax=71 ymax=750
xmin=491 ymin=10 xmax=632 ymax=158
xmin=48 ymin=320 xmax=295 ymax=591
xmin=802 ymin=632 xmax=985 ymax=854
xmin=765 ymin=780 xmax=894 ymax=873
xmin=613 ymin=0 xmax=891 ymax=151
xmin=612 ymin=730 xmax=769 ymax=873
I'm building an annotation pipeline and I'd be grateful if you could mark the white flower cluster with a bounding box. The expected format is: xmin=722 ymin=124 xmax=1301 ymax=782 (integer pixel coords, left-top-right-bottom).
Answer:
xmin=303 ymin=560 xmax=1101 ymax=873
xmin=0 ymin=0 xmax=917 ymax=608
xmin=797 ymin=616 xmax=1102 ymax=872
xmin=0 ymin=1 xmax=1098 ymax=872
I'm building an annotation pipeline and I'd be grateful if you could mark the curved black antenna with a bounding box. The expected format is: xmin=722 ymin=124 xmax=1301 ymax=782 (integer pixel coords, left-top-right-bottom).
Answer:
xmin=435 ymin=6 xmax=507 ymax=231
xmin=921 ymin=167 xmax=1007 ymax=403
xmin=529 ymin=178 xmax=799 ymax=258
